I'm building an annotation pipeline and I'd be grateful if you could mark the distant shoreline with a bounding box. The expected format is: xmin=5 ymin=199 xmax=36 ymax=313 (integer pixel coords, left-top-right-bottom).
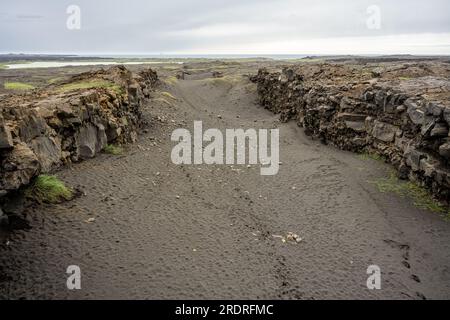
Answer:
xmin=1 ymin=53 xmax=449 ymax=70
xmin=2 ymin=53 xmax=450 ymax=61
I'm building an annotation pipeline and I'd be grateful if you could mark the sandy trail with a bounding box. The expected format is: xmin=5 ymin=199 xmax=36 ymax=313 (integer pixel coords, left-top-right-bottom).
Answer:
xmin=1 ymin=69 xmax=450 ymax=299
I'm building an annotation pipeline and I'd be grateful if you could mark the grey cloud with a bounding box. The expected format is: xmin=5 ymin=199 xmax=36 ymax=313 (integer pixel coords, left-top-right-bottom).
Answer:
xmin=16 ymin=14 xmax=44 ymax=19
xmin=0 ymin=0 xmax=449 ymax=54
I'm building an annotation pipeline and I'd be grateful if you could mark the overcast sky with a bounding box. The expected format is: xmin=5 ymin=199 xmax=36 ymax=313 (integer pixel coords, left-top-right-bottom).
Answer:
xmin=1 ymin=0 xmax=449 ymax=55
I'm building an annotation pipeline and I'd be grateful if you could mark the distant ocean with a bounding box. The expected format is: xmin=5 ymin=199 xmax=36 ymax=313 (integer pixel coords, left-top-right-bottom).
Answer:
xmin=97 ymin=54 xmax=311 ymax=60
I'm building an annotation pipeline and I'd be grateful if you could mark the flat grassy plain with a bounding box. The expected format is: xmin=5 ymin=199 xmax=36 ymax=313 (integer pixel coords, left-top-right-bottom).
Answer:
xmin=4 ymin=82 xmax=35 ymax=90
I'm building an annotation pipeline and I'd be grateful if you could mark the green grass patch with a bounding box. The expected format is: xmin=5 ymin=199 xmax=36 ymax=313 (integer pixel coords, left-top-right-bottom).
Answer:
xmin=212 ymin=65 xmax=231 ymax=70
xmin=47 ymin=77 xmax=64 ymax=84
xmin=4 ymin=82 xmax=35 ymax=91
xmin=103 ymin=144 xmax=123 ymax=155
xmin=164 ymin=76 xmax=178 ymax=85
xmin=298 ymin=58 xmax=324 ymax=63
xmin=398 ymin=76 xmax=412 ymax=81
xmin=56 ymin=80 xmax=122 ymax=94
xmin=159 ymin=91 xmax=176 ymax=100
xmin=358 ymin=152 xmax=386 ymax=162
xmin=370 ymin=172 xmax=450 ymax=217
xmin=25 ymin=175 xmax=73 ymax=204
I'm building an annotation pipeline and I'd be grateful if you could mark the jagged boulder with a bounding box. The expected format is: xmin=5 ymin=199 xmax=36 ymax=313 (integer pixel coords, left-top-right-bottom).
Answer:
xmin=0 ymin=115 xmax=13 ymax=149
xmin=430 ymin=123 xmax=449 ymax=138
xmin=0 ymin=142 xmax=40 ymax=194
xmin=372 ymin=121 xmax=399 ymax=143
xmin=29 ymin=136 xmax=62 ymax=172
xmin=75 ymin=123 xmax=107 ymax=160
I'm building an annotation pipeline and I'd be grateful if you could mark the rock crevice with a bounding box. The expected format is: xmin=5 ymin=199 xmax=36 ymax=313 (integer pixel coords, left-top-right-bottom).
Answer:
xmin=252 ymin=62 xmax=450 ymax=202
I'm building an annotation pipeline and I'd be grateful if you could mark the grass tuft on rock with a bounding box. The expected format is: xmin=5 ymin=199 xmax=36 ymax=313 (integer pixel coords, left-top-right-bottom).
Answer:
xmin=370 ymin=172 xmax=450 ymax=217
xmin=103 ymin=144 xmax=123 ymax=155
xmin=26 ymin=175 xmax=73 ymax=204
xmin=4 ymin=82 xmax=35 ymax=91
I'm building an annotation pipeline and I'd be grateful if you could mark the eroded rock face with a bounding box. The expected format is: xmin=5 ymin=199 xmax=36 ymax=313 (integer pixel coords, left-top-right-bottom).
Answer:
xmin=0 ymin=115 xmax=13 ymax=149
xmin=75 ymin=123 xmax=107 ymax=160
xmin=252 ymin=61 xmax=450 ymax=202
xmin=0 ymin=66 xmax=158 ymax=198
xmin=0 ymin=142 xmax=40 ymax=194
xmin=29 ymin=136 xmax=62 ymax=172
xmin=372 ymin=121 xmax=399 ymax=143
xmin=0 ymin=207 xmax=8 ymax=226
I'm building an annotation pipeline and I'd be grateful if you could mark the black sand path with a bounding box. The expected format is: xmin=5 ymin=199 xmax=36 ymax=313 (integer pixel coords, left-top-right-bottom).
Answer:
xmin=1 ymin=67 xmax=450 ymax=299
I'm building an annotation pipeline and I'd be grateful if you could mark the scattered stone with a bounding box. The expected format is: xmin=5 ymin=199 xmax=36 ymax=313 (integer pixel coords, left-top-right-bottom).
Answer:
xmin=286 ymin=232 xmax=302 ymax=243
xmin=372 ymin=121 xmax=399 ymax=143
xmin=273 ymin=232 xmax=303 ymax=244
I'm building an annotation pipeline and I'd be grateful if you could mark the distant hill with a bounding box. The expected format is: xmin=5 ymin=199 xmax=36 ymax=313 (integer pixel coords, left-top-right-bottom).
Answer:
xmin=0 ymin=53 xmax=105 ymax=62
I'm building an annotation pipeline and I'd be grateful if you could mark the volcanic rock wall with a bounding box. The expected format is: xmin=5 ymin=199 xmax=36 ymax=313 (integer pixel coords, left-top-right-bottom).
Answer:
xmin=253 ymin=62 xmax=450 ymax=203
xmin=0 ymin=66 xmax=158 ymax=200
